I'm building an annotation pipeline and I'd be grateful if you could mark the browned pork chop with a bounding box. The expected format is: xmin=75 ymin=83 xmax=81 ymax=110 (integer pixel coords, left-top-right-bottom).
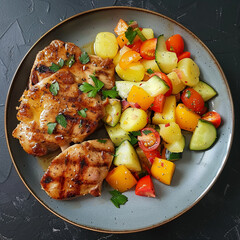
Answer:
xmin=30 ymin=40 xmax=115 ymax=89
xmin=40 ymin=139 xmax=114 ymax=199
xmin=12 ymin=70 xmax=105 ymax=156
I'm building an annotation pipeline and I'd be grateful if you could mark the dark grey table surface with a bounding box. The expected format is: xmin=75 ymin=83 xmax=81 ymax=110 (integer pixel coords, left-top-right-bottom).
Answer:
xmin=1 ymin=0 xmax=240 ymax=239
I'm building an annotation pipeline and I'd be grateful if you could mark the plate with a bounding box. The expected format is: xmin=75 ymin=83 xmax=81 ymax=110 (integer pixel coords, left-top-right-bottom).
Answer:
xmin=5 ymin=7 xmax=234 ymax=233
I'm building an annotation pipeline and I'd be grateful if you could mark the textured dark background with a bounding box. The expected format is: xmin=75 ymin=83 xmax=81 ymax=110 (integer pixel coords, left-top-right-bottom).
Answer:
xmin=1 ymin=0 xmax=240 ymax=239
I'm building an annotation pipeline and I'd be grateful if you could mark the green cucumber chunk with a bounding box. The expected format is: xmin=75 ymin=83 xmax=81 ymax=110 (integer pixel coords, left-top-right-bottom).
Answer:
xmin=134 ymin=28 xmax=147 ymax=41
xmin=189 ymin=119 xmax=217 ymax=150
xmin=155 ymin=35 xmax=178 ymax=73
xmin=115 ymin=81 xmax=140 ymax=99
xmin=193 ymin=81 xmax=217 ymax=101
xmin=114 ymin=140 xmax=141 ymax=172
xmin=103 ymin=99 xmax=121 ymax=127
xmin=165 ymin=149 xmax=182 ymax=161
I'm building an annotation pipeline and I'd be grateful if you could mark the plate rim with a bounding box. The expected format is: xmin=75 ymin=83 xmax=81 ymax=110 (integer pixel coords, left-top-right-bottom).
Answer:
xmin=4 ymin=6 xmax=235 ymax=233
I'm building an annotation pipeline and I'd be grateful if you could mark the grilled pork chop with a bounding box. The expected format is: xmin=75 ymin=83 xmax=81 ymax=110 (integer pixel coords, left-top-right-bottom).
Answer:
xmin=40 ymin=139 xmax=114 ymax=199
xmin=30 ymin=40 xmax=115 ymax=89
xmin=12 ymin=70 xmax=105 ymax=156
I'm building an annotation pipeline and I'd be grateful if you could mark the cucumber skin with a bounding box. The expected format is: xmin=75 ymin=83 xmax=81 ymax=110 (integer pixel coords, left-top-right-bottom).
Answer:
xmin=155 ymin=34 xmax=164 ymax=72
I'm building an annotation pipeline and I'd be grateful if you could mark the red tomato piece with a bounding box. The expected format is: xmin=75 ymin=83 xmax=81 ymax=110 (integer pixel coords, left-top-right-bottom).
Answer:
xmin=138 ymin=128 xmax=160 ymax=152
xmin=140 ymin=38 xmax=157 ymax=60
xmin=202 ymin=111 xmax=221 ymax=128
xmin=181 ymin=88 xmax=205 ymax=114
xmin=151 ymin=94 xmax=166 ymax=113
xmin=166 ymin=34 xmax=184 ymax=56
xmin=135 ymin=175 xmax=156 ymax=198
xmin=128 ymin=40 xmax=142 ymax=53
xmin=149 ymin=72 xmax=173 ymax=96
xmin=143 ymin=149 xmax=161 ymax=164
xmin=178 ymin=51 xmax=191 ymax=62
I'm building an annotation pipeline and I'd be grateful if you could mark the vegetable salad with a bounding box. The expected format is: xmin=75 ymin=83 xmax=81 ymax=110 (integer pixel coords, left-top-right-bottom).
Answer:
xmin=93 ymin=19 xmax=221 ymax=205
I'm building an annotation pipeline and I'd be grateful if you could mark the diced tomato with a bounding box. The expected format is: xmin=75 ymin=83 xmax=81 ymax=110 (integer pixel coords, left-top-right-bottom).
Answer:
xmin=181 ymin=88 xmax=205 ymax=114
xmin=114 ymin=19 xmax=128 ymax=35
xmin=138 ymin=128 xmax=160 ymax=152
xmin=135 ymin=175 xmax=156 ymax=198
xmin=149 ymin=72 xmax=173 ymax=96
xmin=166 ymin=34 xmax=184 ymax=56
xmin=128 ymin=40 xmax=142 ymax=53
xmin=143 ymin=149 xmax=161 ymax=164
xmin=140 ymin=38 xmax=157 ymax=60
xmin=178 ymin=51 xmax=191 ymax=62
xmin=151 ymin=94 xmax=166 ymax=113
xmin=202 ymin=111 xmax=221 ymax=128
xmin=119 ymin=50 xmax=142 ymax=69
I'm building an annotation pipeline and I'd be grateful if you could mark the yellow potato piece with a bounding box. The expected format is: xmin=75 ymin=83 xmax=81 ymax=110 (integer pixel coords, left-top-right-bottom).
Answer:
xmin=159 ymin=122 xmax=182 ymax=144
xmin=167 ymin=71 xmax=186 ymax=94
xmin=94 ymin=32 xmax=118 ymax=59
xmin=141 ymin=28 xmax=154 ymax=39
xmin=141 ymin=59 xmax=160 ymax=72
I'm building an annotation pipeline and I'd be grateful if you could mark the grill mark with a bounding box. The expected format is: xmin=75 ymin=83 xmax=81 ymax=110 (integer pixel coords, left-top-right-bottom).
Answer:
xmin=35 ymin=65 xmax=51 ymax=73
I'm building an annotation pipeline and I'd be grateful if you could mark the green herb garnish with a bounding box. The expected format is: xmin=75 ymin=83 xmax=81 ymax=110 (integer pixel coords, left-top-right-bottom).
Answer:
xmin=79 ymin=52 xmax=90 ymax=64
xmin=78 ymin=108 xmax=88 ymax=118
xmin=110 ymin=190 xmax=128 ymax=208
xmin=58 ymin=58 xmax=65 ymax=68
xmin=129 ymin=133 xmax=138 ymax=145
xmin=49 ymin=81 xmax=59 ymax=96
xmin=49 ymin=58 xmax=65 ymax=72
xmin=79 ymin=75 xmax=104 ymax=97
xmin=125 ymin=27 xmax=137 ymax=44
xmin=65 ymin=55 xmax=75 ymax=67
xmin=131 ymin=131 xmax=141 ymax=136
xmin=47 ymin=122 xmax=57 ymax=134
xmin=102 ymin=86 xmax=119 ymax=99
xmin=186 ymin=90 xmax=191 ymax=99
xmin=56 ymin=114 xmax=67 ymax=128
xmin=142 ymin=130 xmax=152 ymax=135
xmin=147 ymin=68 xmax=154 ymax=74
xmin=97 ymin=139 xmax=107 ymax=144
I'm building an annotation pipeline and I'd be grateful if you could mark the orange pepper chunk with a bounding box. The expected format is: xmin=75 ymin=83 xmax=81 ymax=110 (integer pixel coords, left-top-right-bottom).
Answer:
xmin=106 ymin=165 xmax=137 ymax=192
xmin=175 ymin=103 xmax=201 ymax=132
xmin=119 ymin=50 xmax=142 ymax=69
xmin=127 ymin=85 xmax=154 ymax=111
xmin=117 ymin=34 xmax=128 ymax=48
xmin=114 ymin=19 xmax=129 ymax=35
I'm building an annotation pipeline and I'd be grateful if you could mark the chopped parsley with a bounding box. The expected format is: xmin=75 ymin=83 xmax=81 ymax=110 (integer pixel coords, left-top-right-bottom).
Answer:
xmin=142 ymin=130 xmax=152 ymax=135
xmin=58 ymin=58 xmax=65 ymax=68
xmin=102 ymin=86 xmax=119 ymax=99
xmin=110 ymin=190 xmax=128 ymax=208
xmin=129 ymin=133 xmax=139 ymax=145
xmin=49 ymin=81 xmax=59 ymax=96
xmin=49 ymin=63 xmax=61 ymax=72
xmin=79 ymin=52 xmax=90 ymax=64
xmin=186 ymin=90 xmax=191 ymax=99
xmin=79 ymin=75 xmax=104 ymax=97
xmin=131 ymin=131 xmax=141 ymax=136
xmin=47 ymin=122 xmax=57 ymax=134
xmin=78 ymin=108 xmax=88 ymax=118
xmin=97 ymin=139 xmax=107 ymax=144
xmin=56 ymin=114 xmax=67 ymax=128
xmin=147 ymin=68 xmax=154 ymax=74
xmin=125 ymin=27 xmax=137 ymax=44
xmin=65 ymin=55 xmax=75 ymax=67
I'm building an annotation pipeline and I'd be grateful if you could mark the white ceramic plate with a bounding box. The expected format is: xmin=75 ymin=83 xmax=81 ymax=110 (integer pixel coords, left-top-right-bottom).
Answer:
xmin=5 ymin=7 xmax=234 ymax=233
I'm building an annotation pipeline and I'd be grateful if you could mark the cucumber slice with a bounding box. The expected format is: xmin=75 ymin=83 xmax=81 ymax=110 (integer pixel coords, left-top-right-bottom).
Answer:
xmin=134 ymin=28 xmax=147 ymax=41
xmin=193 ymin=81 xmax=217 ymax=101
xmin=103 ymin=99 xmax=121 ymax=127
xmin=140 ymin=75 xmax=170 ymax=97
xmin=164 ymin=135 xmax=185 ymax=153
xmin=155 ymin=35 xmax=178 ymax=73
xmin=190 ymin=119 xmax=217 ymax=150
xmin=116 ymin=81 xmax=140 ymax=99
xmin=165 ymin=149 xmax=182 ymax=161
xmin=105 ymin=123 xmax=130 ymax=146
xmin=114 ymin=140 xmax=141 ymax=172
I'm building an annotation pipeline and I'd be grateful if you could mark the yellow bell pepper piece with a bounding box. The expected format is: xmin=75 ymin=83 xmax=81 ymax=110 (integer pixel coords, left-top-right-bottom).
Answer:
xmin=127 ymin=85 xmax=154 ymax=111
xmin=106 ymin=165 xmax=137 ymax=192
xmin=151 ymin=158 xmax=175 ymax=185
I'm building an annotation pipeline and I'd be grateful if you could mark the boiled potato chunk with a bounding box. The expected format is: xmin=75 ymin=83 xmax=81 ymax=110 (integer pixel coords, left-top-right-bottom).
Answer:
xmin=177 ymin=58 xmax=200 ymax=87
xmin=141 ymin=28 xmax=154 ymax=39
xmin=120 ymin=107 xmax=147 ymax=131
xmin=159 ymin=122 xmax=182 ymax=143
xmin=164 ymin=135 xmax=185 ymax=153
xmin=141 ymin=59 xmax=160 ymax=72
xmin=167 ymin=71 xmax=186 ymax=94
xmin=94 ymin=32 xmax=118 ymax=59
xmin=115 ymin=62 xmax=145 ymax=82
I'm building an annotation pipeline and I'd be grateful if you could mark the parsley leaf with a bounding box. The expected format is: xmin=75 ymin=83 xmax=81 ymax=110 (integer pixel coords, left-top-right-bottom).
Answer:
xmin=97 ymin=139 xmax=107 ymax=144
xmin=78 ymin=108 xmax=88 ymax=118
xmin=147 ymin=68 xmax=154 ymax=74
xmin=79 ymin=75 xmax=104 ymax=97
xmin=110 ymin=190 xmax=128 ymax=208
xmin=79 ymin=52 xmax=90 ymax=64
xmin=47 ymin=122 xmax=57 ymax=134
xmin=49 ymin=81 xmax=59 ymax=96
xmin=131 ymin=131 xmax=141 ymax=136
xmin=129 ymin=133 xmax=138 ymax=145
xmin=49 ymin=58 xmax=65 ymax=72
xmin=58 ymin=58 xmax=65 ymax=68
xmin=186 ymin=90 xmax=191 ymax=98
xmin=102 ymin=86 xmax=119 ymax=99
xmin=127 ymin=20 xmax=135 ymax=25
xmin=65 ymin=55 xmax=75 ymax=67
xmin=125 ymin=27 xmax=137 ymax=44
xmin=56 ymin=114 xmax=67 ymax=128
xmin=142 ymin=130 xmax=152 ymax=135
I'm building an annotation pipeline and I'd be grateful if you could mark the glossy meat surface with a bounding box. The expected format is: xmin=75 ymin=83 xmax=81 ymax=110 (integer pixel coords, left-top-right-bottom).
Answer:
xmin=41 ymin=139 xmax=114 ymax=199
